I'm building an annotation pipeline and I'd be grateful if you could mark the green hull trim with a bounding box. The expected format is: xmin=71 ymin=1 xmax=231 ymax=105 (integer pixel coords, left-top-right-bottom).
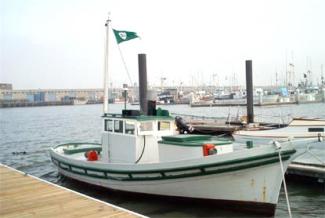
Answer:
xmin=63 ymin=146 xmax=102 ymax=155
xmin=52 ymin=146 xmax=295 ymax=174
xmin=51 ymin=149 xmax=295 ymax=181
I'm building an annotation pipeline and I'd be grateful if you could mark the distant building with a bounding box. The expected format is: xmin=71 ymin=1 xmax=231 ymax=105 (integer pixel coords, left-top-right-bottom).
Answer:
xmin=0 ymin=86 xmax=104 ymax=103
xmin=0 ymin=83 xmax=13 ymax=90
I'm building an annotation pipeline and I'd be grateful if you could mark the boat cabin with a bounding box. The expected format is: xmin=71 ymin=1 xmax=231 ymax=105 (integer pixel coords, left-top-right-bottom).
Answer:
xmin=101 ymin=112 xmax=233 ymax=164
xmin=101 ymin=113 xmax=176 ymax=164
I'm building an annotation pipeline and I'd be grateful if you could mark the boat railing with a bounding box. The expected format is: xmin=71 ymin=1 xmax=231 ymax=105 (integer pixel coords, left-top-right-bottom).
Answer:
xmin=171 ymin=112 xmax=293 ymax=126
xmin=171 ymin=113 xmax=227 ymax=124
xmin=253 ymin=114 xmax=293 ymax=125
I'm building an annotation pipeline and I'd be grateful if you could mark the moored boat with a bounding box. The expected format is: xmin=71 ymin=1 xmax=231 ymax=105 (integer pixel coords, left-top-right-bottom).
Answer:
xmin=233 ymin=117 xmax=325 ymax=145
xmin=50 ymin=111 xmax=296 ymax=215
xmin=50 ymin=16 xmax=297 ymax=216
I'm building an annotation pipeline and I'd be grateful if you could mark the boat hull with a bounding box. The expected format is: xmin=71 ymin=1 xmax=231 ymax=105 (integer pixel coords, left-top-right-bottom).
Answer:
xmin=233 ymin=131 xmax=324 ymax=146
xmin=232 ymin=134 xmax=290 ymax=145
xmin=233 ymin=120 xmax=325 ymax=145
xmin=50 ymin=144 xmax=295 ymax=215
xmin=58 ymin=167 xmax=277 ymax=215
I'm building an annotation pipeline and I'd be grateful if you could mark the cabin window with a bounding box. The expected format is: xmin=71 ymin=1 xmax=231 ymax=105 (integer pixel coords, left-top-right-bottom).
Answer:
xmin=105 ymin=119 xmax=113 ymax=132
xmin=140 ymin=122 xmax=153 ymax=132
xmin=114 ymin=120 xmax=124 ymax=133
xmin=125 ymin=121 xmax=135 ymax=135
xmin=308 ymin=128 xmax=324 ymax=132
xmin=158 ymin=121 xmax=170 ymax=131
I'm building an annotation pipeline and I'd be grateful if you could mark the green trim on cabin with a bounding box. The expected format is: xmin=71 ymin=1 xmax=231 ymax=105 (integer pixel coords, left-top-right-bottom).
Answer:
xmin=102 ymin=113 xmax=174 ymax=121
xmin=51 ymin=148 xmax=295 ymax=181
xmin=162 ymin=135 xmax=212 ymax=142
xmin=159 ymin=135 xmax=232 ymax=147
xmin=158 ymin=139 xmax=233 ymax=147
xmin=135 ymin=116 xmax=174 ymax=121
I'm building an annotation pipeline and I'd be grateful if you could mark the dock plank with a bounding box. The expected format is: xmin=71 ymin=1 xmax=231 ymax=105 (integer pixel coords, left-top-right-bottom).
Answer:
xmin=0 ymin=164 xmax=143 ymax=218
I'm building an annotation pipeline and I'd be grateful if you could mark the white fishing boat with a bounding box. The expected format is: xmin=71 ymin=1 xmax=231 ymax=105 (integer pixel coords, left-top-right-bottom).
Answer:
xmin=50 ymin=17 xmax=297 ymax=216
xmin=73 ymin=98 xmax=88 ymax=105
xmin=233 ymin=118 xmax=325 ymax=145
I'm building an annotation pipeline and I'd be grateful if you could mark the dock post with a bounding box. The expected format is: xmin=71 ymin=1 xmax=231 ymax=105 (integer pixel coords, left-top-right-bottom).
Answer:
xmin=246 ymin=60 xmax=254 ymax=123
xmin=138 ymin=54 xmax=148 ymax=115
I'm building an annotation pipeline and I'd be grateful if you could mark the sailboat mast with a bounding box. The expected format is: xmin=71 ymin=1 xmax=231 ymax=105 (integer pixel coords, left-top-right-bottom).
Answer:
xmin=103 ymin=17 xmax=110 ymax=114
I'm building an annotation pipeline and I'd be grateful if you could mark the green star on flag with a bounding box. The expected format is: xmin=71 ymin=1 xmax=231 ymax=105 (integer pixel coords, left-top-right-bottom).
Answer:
xmin=113 ymin=29 xmax=139 ymax=44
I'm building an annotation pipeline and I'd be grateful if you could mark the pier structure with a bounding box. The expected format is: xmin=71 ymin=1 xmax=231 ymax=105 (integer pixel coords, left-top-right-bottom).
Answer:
xmin=0 ymin=88 xmax=104 ymax=103
xmin=0 ymin=83 xmax=143 ymax=107
xmin=1 ymin=82 xmax=324 ymax=108
xmin=0 ymin=164 xmax=144 ymax=218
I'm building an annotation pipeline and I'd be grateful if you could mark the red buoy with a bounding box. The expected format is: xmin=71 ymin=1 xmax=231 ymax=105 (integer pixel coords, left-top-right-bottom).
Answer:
xmin=86 ymin=150 xmax=98 ymax=161
xmin=202 ymin=144 xmax=217 ymax=156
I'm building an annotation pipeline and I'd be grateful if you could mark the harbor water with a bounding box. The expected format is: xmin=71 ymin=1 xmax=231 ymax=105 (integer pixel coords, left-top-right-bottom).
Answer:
xmin=1 ymin=103 xmax=324 ymax=217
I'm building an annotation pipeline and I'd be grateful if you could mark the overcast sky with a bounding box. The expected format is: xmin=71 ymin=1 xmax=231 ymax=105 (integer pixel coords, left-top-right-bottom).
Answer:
xmin=1 ymin=0 xmax=324 ymax=89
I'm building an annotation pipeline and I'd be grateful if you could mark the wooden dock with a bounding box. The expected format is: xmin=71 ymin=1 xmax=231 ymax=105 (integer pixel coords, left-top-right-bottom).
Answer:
xmin=0 ymin=164 xmax=144 ymax=218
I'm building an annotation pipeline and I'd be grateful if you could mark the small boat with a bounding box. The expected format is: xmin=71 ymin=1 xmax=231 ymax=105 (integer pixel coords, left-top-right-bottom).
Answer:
xmin=50 ymin=17 xmax=297 ymax=216
xmin=72 ymin=98 xmax=88 ymax=105
xmin=233 ymin=117 xmax=325 ymax=145
xmin=50 ymin=112 xmax=296 ymax=215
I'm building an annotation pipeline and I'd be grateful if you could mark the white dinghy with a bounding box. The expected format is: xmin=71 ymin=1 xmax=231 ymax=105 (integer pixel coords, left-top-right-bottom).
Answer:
xmin=50 ymin=17 xmax=297 ymax=216
xmin=233 ymin=118 xmax=325 ymax=145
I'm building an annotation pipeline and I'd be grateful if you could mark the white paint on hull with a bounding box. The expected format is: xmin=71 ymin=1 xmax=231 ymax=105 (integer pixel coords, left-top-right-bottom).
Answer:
xmin=58 ymin=160 xmax=288 ymax=205
xmin=233 ymin=117 xmax=325 ymax=145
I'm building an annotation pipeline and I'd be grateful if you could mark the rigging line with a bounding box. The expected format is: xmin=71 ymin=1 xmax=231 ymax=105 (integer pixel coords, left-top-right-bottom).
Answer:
xmin=117 ymin=44 xmax=133 ymax=85
xmin=109 ymin=23 xmax=133 ymax=85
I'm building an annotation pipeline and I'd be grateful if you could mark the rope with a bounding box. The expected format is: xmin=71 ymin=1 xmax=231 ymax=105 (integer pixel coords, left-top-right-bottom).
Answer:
xmin=109 ymin=23 xmax=133 ymax=85
xmin=117 ymin=44 xmax=133 ymax=85
xmin=277 ymin=144 xmax=292 ymax=218
xmin=135 ymin=135 xmax=146 ymax=164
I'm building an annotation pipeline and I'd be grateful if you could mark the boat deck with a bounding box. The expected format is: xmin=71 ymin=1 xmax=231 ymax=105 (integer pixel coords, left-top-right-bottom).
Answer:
xmin=287 ymin=141 xmax=325 ymax=182
xmin=190 ymin=123 xmax=242 ymax=135
xmin=0 ymin=164 xmax=143 ymax=218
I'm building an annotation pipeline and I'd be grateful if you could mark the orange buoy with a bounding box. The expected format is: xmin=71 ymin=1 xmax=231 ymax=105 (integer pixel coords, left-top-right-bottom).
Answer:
xmin=202 ymin=144 xmax=217 ymax=156
xmin=86 ymin=150 xmax=98 ymax=161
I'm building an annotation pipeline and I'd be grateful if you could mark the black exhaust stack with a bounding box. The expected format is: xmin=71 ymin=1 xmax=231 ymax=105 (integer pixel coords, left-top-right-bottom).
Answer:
xmin=246 ymin=60 xmax=254 ymax=124
xmin=138 ymin=54 xmax=148 ymax=115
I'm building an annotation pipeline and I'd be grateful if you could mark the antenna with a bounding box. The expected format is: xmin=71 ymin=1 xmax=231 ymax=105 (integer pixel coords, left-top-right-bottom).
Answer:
xmin=291 ymin=51 xmax=295 ymax=87
xmin=285 ymin=51 xmax=288 ymax=87
xmin=321 ymin=64 xmax=324 ymax=86
xmin=306 ymin=56 xmax=313 ymax=86
xmin=275 ymin=69 xmax=278 ymax=87
xmin=286 ymin=51 xmax=295 ymax=88
xmin=160 ymin=77 xmax=166 ymax=90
